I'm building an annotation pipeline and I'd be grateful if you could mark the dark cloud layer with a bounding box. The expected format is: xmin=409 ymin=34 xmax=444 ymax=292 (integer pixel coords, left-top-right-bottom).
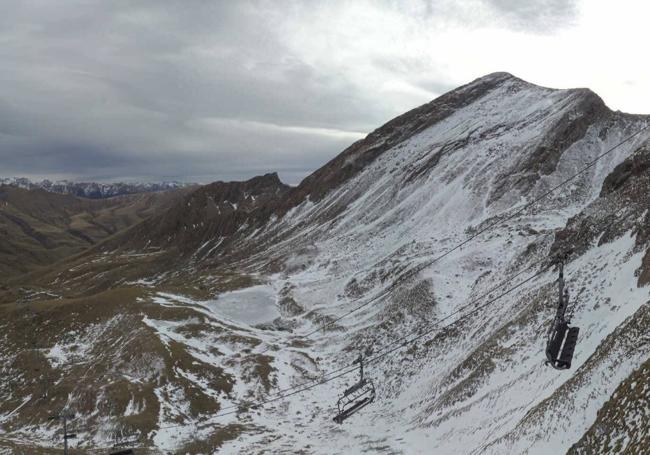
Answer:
xmin=487 ymin=0 xmax=578 ymax=31
xmin=0 ymin=0 xmax=579 ymax=184
xmin=409 ymin=0 xmax=578 ymax=31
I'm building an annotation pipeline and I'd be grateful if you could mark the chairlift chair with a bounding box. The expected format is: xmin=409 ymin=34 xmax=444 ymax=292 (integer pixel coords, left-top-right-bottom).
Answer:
xmin=545 ymin=259 xmax=580 ymax=370
xmin=333 ymin=354 xmax=375 ymax=424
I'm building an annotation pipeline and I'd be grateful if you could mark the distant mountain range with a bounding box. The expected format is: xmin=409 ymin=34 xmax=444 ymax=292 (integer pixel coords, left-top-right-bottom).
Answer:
xmin=2 ymin=73 xmax=650 ymax=454
xmin=0 ymin=177 xmax=195 ymax=199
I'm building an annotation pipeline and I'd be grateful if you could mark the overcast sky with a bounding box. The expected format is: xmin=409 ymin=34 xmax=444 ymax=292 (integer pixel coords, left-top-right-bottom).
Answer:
xmin=1 ymin=0 xmax=648 ymax=185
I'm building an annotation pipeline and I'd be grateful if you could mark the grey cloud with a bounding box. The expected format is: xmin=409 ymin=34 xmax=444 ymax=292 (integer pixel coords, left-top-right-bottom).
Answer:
xmin=486 ymin=0 xmax=578 ymax=31
xmin=4 ymin=0 xmax=382 ymax=130
xmin=0 ymin=112 xmax=358 ymax=185
xmin=5 ymin=0 xmax=569 ymax=185
xmin=399 ymin=0 xmax=578 ymax=32
xmin=0 ymin=0 xmax=394 ymax=185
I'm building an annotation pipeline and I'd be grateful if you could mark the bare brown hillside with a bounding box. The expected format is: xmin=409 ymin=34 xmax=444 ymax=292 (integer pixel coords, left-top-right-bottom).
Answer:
xmin=0 ymin=185 xmax=192 ymax=280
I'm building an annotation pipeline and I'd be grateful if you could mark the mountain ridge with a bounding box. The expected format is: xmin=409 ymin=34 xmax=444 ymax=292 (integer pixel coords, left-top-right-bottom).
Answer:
xmin=2 ymin=73 xmax=650 ymax=454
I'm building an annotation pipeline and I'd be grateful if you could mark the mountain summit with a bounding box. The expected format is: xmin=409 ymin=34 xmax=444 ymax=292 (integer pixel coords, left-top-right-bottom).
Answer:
xmin=1 ymin=74 xmax=649 ymax=454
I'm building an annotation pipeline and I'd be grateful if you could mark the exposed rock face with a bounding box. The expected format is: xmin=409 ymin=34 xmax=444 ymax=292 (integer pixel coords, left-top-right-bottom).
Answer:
xmin=112 ymin=172 xmax=291 ymax=254
xmin=550 ymin=141 xmax=650 ymax=285
xmin=568 ymin=356 xmax=650 ymax=454
xmin=601 ymin=143 xmax=650 ymax=196
xmin=521 ymin=89 xmax=610 ymax=176
xmin=488 ymin=88 xmax=613 ymax=205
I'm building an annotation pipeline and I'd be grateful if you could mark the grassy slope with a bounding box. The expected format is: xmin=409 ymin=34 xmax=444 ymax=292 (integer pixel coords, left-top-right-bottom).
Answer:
xmin=0 ymin=186 xmax=192 ymax=281
xmin=0 ymin=183 xmax=278 ymax=454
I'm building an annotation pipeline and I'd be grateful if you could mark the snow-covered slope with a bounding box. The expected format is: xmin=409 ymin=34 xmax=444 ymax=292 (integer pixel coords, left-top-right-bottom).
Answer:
xmin=2 ymin=73 xmax=650 ymax=454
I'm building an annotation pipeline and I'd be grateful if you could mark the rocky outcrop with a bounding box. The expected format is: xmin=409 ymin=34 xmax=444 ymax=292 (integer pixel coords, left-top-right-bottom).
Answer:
xmin=601 ymin=143 xmax=650 ymax=196
xmin=550 ymin=141 xmax=650 ymax=283
xmin=112 ymin=173 xmax=291 ymax=255
xmin=488 ymin=88 xmax=612 ymax=205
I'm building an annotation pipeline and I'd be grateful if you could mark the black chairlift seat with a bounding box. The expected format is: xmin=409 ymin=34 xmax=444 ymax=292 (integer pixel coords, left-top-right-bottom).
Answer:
xmin=546 ymin=322 xmax=579 ymax=370
xmin=333 ymin=355 xmax=376 ymax=424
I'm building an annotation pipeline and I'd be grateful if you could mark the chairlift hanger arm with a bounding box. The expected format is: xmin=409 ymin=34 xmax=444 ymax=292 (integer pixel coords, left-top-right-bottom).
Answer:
xmin=545 ymin=258 xmax=580 ymax=370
